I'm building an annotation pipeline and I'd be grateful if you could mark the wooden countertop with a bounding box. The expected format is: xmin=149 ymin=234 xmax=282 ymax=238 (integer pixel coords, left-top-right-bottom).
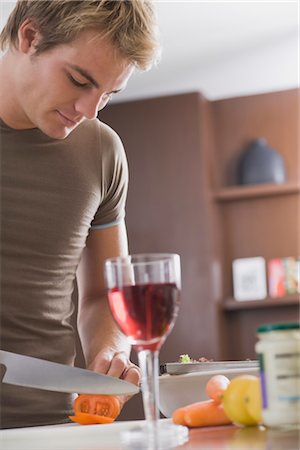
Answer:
xmin=177 ymin=424 xmax=299 ymax=450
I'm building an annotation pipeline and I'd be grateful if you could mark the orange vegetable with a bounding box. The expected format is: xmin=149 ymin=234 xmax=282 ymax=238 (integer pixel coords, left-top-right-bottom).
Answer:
xmin=69 ymin=412 xmax=114 ymax=425
xmin=205 ymin=375 xmax=230 ymax=404
xmin=172 ymin=399 xmax=232 ymax=428
xmin=70 ymin=394 xmax=121 ymax=425
xmin=172 ymin=407 xmax=187 ymax=425
xmin=74 ymin=394 xmax=121 ymax=418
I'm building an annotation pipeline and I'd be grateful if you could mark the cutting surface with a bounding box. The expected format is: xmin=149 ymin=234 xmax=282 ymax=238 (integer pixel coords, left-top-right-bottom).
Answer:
xmin=2 ymin=419 xmax=299 ymax=450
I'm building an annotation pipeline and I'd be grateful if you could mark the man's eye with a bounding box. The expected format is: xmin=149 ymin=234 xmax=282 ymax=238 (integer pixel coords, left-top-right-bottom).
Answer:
xmin=68 ymin=75 xmax=89 ymax=88
xmin=103 ymin=93 xmax=113 ymax=101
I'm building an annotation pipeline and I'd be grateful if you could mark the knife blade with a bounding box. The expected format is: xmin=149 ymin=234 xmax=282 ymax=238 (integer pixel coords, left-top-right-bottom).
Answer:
xmin=0 ymin=350 xmax=139 ymax=395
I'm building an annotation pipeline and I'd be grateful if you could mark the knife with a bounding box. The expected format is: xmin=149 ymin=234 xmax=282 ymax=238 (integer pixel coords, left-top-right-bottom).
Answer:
xmin=0 ymin=350 xmax=139 ymax=395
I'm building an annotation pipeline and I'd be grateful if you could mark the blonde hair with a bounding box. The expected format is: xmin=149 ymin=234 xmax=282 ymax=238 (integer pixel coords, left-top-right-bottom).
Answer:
xmin=0 ymin=0 xmax=160 ymax=70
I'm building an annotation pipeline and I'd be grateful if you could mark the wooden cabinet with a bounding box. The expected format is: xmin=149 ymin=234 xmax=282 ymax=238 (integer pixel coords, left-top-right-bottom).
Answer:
xmin=210 ymin=89 xmax=299 ymax=360
xmin=216 ymin=183 xmax=299 ymax=359
xmin=100 ymin=92 xmax=223 ymax=362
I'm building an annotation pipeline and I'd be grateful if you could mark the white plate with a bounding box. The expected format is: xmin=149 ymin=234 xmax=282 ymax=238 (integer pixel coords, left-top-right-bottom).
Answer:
xmin=160 ymin=360 xmax=258 ymax=375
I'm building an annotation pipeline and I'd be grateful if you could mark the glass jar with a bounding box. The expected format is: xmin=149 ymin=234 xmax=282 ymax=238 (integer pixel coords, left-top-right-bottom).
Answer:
xmin=255 ymin=322 xmax=300 ymax=428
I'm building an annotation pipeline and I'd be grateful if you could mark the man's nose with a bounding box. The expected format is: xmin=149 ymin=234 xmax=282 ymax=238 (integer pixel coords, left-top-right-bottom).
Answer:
xmin=75 ymin=92 xmax=108 ymax=120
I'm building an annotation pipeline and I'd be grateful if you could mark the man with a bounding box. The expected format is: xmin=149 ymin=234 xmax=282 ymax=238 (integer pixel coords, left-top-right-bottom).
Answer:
xmin=0 ymin=0 xmax=159 ymax=428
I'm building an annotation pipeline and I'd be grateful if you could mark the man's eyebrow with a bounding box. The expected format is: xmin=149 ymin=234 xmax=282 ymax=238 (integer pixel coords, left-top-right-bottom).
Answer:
xmin=67 ymin=64 xmax=124 ymax=94
xmin=68 ymin=64 xmax=100 ymax=88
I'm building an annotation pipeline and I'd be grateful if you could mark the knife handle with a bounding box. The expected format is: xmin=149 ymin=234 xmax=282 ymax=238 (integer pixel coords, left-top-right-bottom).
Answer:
xmin=0 ymin=364 xmax=7 ymax=382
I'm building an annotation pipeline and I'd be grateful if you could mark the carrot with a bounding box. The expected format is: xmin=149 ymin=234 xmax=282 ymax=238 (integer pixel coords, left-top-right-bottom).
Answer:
xmin=73 ymin=394 xmax=121 ymax=419
xmin=172 ymin=399 xmax=232 ymax=428
xmin=172 ymin=407 xmax=187 ymax=425
xmin=69 ymin=412 xmax=114 ymax=425
xmin=184 ymin=400 xmax=231 ymax=427
xmin=205 ymin=375 xmax=230 ymax=404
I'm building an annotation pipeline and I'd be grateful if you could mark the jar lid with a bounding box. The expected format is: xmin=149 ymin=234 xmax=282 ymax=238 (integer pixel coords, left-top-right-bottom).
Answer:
xmin=257 ymin=322 xmax=300 ymax=333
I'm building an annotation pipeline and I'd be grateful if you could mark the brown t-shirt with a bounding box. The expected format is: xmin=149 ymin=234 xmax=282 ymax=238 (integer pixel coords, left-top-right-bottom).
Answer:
xmin=0 ymin=118 xmax=128 ymax=428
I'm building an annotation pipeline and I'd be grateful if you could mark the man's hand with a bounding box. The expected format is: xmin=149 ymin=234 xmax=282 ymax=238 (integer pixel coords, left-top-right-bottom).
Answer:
xmin=88 ymin=350 xmax=140 ymax=407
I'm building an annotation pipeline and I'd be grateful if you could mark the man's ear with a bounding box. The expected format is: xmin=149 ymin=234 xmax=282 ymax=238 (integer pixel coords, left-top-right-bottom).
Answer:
xmin=18 ymin=19 xmax=41 ymax=54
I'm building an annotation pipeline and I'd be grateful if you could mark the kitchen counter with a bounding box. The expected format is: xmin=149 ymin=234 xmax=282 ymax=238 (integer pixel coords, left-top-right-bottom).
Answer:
xmin=180 ymin=424 xmax=299 ymax=450
xmin=1 ymin=419 xmax=299 ymax=450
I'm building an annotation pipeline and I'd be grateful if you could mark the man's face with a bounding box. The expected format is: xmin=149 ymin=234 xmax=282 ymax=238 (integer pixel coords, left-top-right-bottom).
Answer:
xmin=14 ymin=28 xmax=134 ymax=139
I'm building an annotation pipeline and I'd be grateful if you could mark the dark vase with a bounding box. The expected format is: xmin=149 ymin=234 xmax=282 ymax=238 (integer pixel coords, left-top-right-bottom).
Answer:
xmin=238 ymin=138 xmax=286 ymax=185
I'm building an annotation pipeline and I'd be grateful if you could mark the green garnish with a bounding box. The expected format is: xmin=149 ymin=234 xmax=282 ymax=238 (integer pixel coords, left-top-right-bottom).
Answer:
xmin=179 ymin=354 xmax=191 ymax=363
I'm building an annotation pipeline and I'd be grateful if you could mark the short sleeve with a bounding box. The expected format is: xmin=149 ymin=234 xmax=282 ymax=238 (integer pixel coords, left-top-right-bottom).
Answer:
xmin=90 ymin=121 xmax=129 ymax=229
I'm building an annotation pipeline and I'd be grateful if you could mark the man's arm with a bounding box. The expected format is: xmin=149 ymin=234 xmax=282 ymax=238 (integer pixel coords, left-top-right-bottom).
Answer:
xmin=76 ymin=220 xmax=140 ymax=391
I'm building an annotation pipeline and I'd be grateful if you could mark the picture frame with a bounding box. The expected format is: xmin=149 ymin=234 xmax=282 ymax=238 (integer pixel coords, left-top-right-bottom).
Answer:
xmin=232 ymin=257 xmax=267 ymax=301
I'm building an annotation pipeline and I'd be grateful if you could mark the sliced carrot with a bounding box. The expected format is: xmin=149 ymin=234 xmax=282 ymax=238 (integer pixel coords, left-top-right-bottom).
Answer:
xmin=172 ymin=399 xmax=232 ymax=428
xmin=69 ymin=412 xmax=114 ymax=425
xmin=73 ymin=395 xmax=121 ymax=419
xmin=183 ymin=399 xmax=232 ymax=428
xmin=205 ymin=375 xmax=230 ymax=404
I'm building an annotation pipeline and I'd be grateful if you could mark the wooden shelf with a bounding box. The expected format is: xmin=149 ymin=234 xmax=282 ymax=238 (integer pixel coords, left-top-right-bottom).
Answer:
xmin=214 ymin=182 xmax=300 ymax=202
xmin=223 ymin=295 xmax=299 ymax=311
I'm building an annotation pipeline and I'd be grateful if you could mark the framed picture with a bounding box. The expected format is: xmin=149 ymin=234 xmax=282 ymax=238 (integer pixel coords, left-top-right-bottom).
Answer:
xmin=232 ymin=257 xmax=267 ymax=301
xmin=268 ymin=257 xmax=300 ymax=297
xmin=268 ymin=258 xmax=285 ymax=298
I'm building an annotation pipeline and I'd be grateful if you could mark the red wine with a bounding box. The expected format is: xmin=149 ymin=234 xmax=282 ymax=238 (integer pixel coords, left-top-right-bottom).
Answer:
xmin=108 ymin=282 xmax=180 ymax=351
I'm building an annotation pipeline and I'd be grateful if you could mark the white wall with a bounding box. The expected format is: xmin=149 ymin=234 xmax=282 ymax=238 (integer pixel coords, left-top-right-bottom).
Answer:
xmin=116 ymin=30 xmax=298 ymax=102
xmin=199 ymin=32 xmax=298 ymax=100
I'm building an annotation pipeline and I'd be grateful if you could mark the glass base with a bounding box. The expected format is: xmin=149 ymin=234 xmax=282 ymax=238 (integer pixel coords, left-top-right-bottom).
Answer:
xmin=121 ymin=421 xmax=189 ymax=449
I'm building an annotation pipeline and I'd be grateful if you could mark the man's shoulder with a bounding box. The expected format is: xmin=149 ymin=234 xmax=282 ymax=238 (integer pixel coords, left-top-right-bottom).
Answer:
xmin=76 ymin=119 xmax=121 ymax=145
xmin=70 ymin=119 xmax=126 ymax=162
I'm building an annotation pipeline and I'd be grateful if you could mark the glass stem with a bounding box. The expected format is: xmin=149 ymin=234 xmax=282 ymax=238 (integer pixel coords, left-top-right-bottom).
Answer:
xmin=137 ymin=349 xmax=160 ymax=427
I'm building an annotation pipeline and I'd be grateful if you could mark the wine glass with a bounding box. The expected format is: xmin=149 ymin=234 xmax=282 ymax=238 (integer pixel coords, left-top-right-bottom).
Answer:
xmin=104 ymin=253 xmax=188 ymax=449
